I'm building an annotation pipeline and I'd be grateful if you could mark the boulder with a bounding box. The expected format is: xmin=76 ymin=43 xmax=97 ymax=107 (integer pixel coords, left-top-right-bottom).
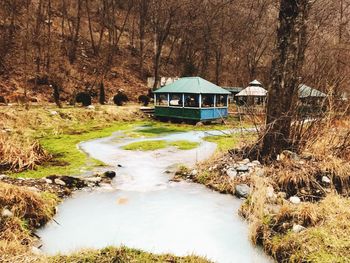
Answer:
xmin=254 ymin=168 xmax=265 ymax=177
xmin=54 ymin=178 xmax=66 ymax=186
xmin=280 ymin=150 xmax=300 ymax=161
xmin=322 ymin=176 xmax=331 ymax=184
xmin=104 ymin=171 xmax=116 ymax=179
xmin=243 ymin=158 xmax=250 ymax=163
xmin=292 ymin=224 xmax=306 ymax=233
xmin=2 ymin=208 xmax=13 ymax=218
xmin=0 ymin=174 xmax=7 ymax=180
xmin=289 ymin=196 xmax=301 ymax=205
xmin=84 ymin=177 xmax=102 ymax=183
xmin=236 ymin=165 xmax=249 ymax=173
xmin=235 ymin=184 xmax=251 ymax=198
xmin=266 ymin=186 xmax=276 ymax=200
xmin=252 ymin=160 xmax=261 ymax=166
xmin=87 ymin=105 xmax=95 ymax=110
xmin=31 ymin=246 xmax=42 ymax=255
xmin=190 ymin=169 xmax=198 ymax=176
xmin=226 ymin=168 xmax=237 ymax=178
xmin=44 ymin=178 xmax=53 ymax=184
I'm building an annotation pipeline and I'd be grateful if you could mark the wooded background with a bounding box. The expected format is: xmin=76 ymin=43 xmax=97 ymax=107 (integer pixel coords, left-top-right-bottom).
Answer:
xmin=0 ymin=0 xmax=349 ymax=102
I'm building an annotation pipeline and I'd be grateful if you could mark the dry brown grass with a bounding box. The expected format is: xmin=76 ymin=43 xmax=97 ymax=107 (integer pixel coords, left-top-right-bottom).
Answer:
xmin=0 ymin=133 xmax=51 ymax=172
xmin=242 ymin=118 xmax=350 ymax=262
xmin=0 ymin=182 xmax=58 ymax=262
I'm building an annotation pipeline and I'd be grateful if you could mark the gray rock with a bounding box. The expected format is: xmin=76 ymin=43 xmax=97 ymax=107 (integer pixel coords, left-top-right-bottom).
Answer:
xmin=226 ymin=168 xmax=237 ymax=178
xmin=237 ymin=165 xmax=249 ymax=173
xmin=191 ymin=169 xmax=198 ymax=176
xmin=31 ymin=246 xmax=42 ymax=255
xmin=322 ymin=176 xmax=331 ymax=184
xmin=84 ymin=177 xmax=102 ymax=183
xmin=44 ymin=178 xmax=53 ymax=184
xmin=104 ymin=171 xmax=116 ymax=179
xmin=266 ymin=186 xmax=276 ymax=199
xmin=0 ymin=174 xmax=7 ymax=180
xmin=252 ymin=160 xmax=261 ymax=165
xmin=247 ymin=163 xmax=256 ymax=168
xmin=292 ymin=224 xmax=306 ymax=233
xmin=289 ymin=196 xmax=301 ymax=205
xmin=50 ymin=110 xmax=58 ymax=116
xmin=87 ymin=105 xmax=95 ymax=110
xmin=235 ymin=184 xmax=251 ymax=198
xmin=54 ymin=178 xmax=66 ymax=186
xmin=255 ymin=168 xmax=265 ymax=177
xmin=280 ymin=150 xmax=300 ymax=161
xmin=2 ymin=208 xmax=13 ymax=218
xmin=242 ymin=158 xmax=250 ymax=164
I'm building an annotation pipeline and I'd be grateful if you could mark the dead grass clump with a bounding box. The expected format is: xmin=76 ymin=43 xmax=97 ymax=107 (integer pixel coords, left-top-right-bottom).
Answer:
xmin=267 ymin=194 xmax=350 ymax=263
xmin=0 ymin=183 xmax=57 ymax=228
xmin=0 ymin=133 xmax=52 ymax=172
xmin=0 ymin=183 xmax=58 ymax=261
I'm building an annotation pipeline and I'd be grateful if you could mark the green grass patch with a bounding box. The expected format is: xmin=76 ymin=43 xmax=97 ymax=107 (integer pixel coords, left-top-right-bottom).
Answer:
xmin=169 ymin=140 xmax=200 ymax=150
xmin=14 ymin=122 xmax=138 ymax=179
xmin=123 ymin=140 xmax=200 ymax=151
xmin=123 ymin=140 xmax=168 ymax=151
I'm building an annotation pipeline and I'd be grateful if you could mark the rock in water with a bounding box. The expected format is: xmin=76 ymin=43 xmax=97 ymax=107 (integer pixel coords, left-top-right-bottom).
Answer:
xmin=104 ymin=171 xmax=116 ymax=179
xmin=289 ymin=196 xmax=301 ymax=204
xmin=235 ymin=184 xmax=251 ymax=198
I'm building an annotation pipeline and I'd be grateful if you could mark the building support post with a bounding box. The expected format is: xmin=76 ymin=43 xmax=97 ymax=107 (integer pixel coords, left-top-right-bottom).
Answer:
xmin=167 ymin=93 xmax=170 ymax=106
xmin=182 ymin=94 xmax=185 ymax=108
xmin=199 ymin=94 xmax=202 ymax=109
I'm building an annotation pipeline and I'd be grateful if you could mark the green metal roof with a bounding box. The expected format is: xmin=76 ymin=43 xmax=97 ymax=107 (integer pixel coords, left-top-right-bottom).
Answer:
xmin=298 ymin=84 xmax=327 ymax=98
xmin=222 ymin=87 xmax=244 ymax=93
xmin=154 ymin=77 xmax=231 ymax=95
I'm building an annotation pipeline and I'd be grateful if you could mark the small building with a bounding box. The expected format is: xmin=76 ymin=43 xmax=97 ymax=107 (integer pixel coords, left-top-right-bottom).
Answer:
xmin=154 ymin=77 xmax=231 ymax=121
xmin=298 ymin=84 xmax=327 ymax=116
xmin=298 ymin=84 xmax=327 ymax=102
xmin=236 ymin=80 xmax=267 ymax=106
xmin=222 ymin=87 xmax=244 ymax=104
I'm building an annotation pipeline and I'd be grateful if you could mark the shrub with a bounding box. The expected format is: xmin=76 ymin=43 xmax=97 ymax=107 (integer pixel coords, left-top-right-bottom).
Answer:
xmin=138 ymin=95 xmax=150 ymax=106
xmin=113 ymin=91 xmax=129 ymax=106
xmin=76 ymin=92 xmax=92 ymax=106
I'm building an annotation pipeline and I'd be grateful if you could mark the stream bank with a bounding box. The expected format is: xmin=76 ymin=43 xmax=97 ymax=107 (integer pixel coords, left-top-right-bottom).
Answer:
xmin=37 ymin=128 xmax=271 ymax=263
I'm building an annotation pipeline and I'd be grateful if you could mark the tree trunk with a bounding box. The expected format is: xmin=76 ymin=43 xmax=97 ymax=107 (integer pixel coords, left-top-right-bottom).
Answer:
xmin=85 ymin=0 xmax=97 ymax=55
xmin=139 ymin=0 xmax=147 ymax=78
xmin=262 ymin=0 xmax=311 ymax=159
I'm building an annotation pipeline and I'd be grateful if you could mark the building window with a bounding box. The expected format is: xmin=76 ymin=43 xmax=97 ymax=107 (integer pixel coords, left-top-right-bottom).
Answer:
xmin=169 ymin=94 xmax=182 ymax=107
xmin=202 ymin=94 xmax=215 ymax=108
xmin=156 ymin=94 xmax=168 ymax=106
xmin=216 ymin=95 xmax=228 ymax=107
xmin=184 ymin=94 xmax=199 ymax=108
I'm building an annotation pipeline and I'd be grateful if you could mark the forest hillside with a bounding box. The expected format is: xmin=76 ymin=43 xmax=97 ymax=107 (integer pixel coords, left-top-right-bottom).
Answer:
xmin=0 ymin=0 xmax=349 ymax=104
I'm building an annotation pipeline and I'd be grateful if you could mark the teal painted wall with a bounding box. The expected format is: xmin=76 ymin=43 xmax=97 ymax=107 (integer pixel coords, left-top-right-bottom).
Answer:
xmin=155 ymin=107 xmax=228 ymax=121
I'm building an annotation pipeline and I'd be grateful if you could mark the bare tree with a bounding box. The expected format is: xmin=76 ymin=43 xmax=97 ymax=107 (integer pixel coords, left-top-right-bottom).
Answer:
xmin=262 ymin=0 xmax=312 ymax=159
